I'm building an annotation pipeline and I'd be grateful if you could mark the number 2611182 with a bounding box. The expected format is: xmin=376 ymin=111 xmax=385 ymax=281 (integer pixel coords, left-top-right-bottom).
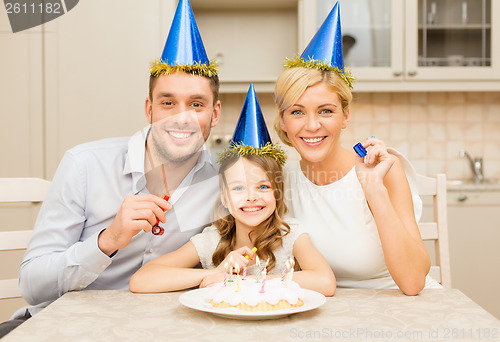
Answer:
xmin=5 ymin=2 xmax=62 ymax=14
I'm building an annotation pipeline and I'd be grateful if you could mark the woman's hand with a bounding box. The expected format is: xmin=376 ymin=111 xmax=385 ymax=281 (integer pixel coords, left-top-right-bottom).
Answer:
xmin=355 ymin=137 xmax=396 ymax=189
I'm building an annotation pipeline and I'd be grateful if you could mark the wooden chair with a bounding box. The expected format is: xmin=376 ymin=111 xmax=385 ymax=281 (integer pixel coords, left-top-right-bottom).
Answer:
xmin=0 ymin=178 xmax=51 ymax=300
xmin=416 ymin=173 xmax=452 ymax=288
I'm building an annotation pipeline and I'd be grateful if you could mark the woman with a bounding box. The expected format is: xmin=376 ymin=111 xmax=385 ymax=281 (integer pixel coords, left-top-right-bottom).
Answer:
xmin=273 ymin=66 xmax=440 ymax=295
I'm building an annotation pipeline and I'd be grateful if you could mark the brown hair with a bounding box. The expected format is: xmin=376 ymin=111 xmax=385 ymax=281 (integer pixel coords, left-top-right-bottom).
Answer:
xmin=211 ymin=154 xmax=290 ymax=272
xmin=148 ymin=73 xmax=220 ymax=105
xmin=273 ymin=67 xmax=352 ymax=146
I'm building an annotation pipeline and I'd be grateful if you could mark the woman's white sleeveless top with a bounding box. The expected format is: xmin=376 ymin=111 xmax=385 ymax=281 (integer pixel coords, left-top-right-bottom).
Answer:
xmin=283 ymin=149 xmax=440 ymax=289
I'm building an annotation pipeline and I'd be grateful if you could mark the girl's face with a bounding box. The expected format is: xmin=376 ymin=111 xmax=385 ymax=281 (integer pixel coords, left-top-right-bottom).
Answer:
xmin=222 ymin=158 xmax=277 ymax=230
xmin=279 ymin=82 xmax=349 ymax=163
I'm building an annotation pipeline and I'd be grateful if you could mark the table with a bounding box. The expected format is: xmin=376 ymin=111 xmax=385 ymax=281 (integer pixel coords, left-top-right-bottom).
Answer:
xmin=3 ymin=288 xmax=500 ymax=341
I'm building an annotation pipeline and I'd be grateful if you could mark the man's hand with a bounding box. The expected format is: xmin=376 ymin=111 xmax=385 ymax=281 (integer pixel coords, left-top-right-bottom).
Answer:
xmin=98 ymin=194 xmax=171 ymax=256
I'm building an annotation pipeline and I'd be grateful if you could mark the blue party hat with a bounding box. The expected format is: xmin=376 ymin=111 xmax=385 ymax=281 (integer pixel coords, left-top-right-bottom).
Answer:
xmin=218 ymin=84 xmax=286 ymax=166
xmin=302 ymin=2 xmax=344 ymax=70
xmin=232 ymin=84 xmax=271 ymax=149
xmin=284 ymin=1 xmax=354 ymax=88
xmin=150 ymin=0 xmax=217 ymax=77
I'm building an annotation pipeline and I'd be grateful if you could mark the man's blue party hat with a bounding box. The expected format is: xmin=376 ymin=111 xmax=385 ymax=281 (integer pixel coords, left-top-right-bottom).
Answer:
xmin=218 ymin=84 xmax=286 ymax=166
xmin=284 ymin=1 xmax=354 ymax=88
xmin=150 ymin=0 xmax=217 ymax=77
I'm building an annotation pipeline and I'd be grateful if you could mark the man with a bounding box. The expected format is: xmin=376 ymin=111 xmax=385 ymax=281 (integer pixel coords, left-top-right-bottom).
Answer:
xmin=0 ymin=0 xmax=220 ymax=337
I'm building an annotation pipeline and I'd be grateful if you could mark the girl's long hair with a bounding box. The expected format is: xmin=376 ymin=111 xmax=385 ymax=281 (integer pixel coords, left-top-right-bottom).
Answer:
xmin=212 ymin=154 xmax=290 ymax=272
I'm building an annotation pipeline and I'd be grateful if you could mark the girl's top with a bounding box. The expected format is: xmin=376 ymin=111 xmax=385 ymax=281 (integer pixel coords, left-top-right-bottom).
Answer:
xmin=190 ymin=218 xmax=306 ymax=274
xmin=283 ymin=148 xmax=441 ymax=289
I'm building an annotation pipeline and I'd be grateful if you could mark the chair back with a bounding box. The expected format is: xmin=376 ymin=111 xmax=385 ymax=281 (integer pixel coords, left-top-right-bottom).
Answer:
xmin=416 ymin=173 xmax=451 ymax=288
xmin=0 ymin=178 xmax=51 ymax=299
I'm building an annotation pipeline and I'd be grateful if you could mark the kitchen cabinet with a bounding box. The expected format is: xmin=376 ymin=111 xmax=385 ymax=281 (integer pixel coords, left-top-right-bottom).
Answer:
xmin=191 ymin=0 xmax=500 ymax=92
xmin=190 ymin=0 xmax=301 ymax=93
xmin=308 ymin=0 xmax=500 ymax=91
xmin=422 ymin=189 xmax=500 ymax=320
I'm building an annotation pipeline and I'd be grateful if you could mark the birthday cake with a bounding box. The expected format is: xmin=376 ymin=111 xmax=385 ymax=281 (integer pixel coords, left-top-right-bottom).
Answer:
xmin=208 ymin=278 xmax=304 ymax=311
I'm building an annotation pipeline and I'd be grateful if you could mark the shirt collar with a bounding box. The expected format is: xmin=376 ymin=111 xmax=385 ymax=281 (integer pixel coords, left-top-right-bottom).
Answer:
xmin=193 ymin=145 xmax=217 ymax=174
xmin=123 ymin=126 xmax=218 ymax=194
xmin=123 ymin=126 xmax=149 ymax=193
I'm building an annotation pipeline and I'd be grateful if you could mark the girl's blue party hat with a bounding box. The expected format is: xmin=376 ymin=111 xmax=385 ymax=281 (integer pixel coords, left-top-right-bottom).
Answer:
xmin=218 ymin=84 xmax=286 ymax=166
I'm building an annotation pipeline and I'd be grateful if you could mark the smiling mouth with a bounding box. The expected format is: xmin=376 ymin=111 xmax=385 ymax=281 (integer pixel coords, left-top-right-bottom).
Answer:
xmin=240 ymin=206 xmax=264 ymax=213
xmin=167 ymin=130 xmax=195 ymax=141
xmin=301 ymin=136 xmax=326 ymax=144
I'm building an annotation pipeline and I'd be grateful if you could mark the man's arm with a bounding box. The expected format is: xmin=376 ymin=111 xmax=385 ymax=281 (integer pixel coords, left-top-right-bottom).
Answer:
xmin=19 ymin=150 xmax=171 ymax=306
xmin=18 ymin=152 xmax=114 ymax=305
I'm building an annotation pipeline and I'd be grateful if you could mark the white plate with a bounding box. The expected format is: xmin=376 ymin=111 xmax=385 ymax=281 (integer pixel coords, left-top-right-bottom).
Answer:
xmin=179 ymin=287 xmax=326 ymax=320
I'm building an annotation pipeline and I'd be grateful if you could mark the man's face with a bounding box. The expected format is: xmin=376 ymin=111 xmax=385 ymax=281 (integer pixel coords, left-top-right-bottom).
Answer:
xmin=145 ymin=72 xmax=221 ymax=164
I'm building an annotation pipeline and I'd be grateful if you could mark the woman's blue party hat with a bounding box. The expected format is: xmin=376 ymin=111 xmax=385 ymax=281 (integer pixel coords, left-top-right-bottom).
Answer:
xmin=302 ymin=1 xmax=344 ymax=70
xmin=284 ymin=1 xmax=354 ymax=88
xmin=218 ymin=84 xmax=286 ymax=165
xmin=150 ymin=0 xmax=217 ymax=77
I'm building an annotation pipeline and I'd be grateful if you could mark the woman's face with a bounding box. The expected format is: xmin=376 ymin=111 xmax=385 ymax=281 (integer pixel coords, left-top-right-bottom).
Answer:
xmin=222 ymin=158 xmax=276 ymax=230
xmin=279 ymin=82 xmax=349 ymax=163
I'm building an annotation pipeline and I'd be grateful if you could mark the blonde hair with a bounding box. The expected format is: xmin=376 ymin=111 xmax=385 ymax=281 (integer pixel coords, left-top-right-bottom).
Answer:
xmin=212 ymin=154 xmax=290 ymax=272
xmin=274 ymin=67 xmax=353 ymax=146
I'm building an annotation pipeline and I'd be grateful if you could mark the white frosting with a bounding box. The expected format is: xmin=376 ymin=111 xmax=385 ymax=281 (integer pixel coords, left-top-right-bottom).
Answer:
xmin=208 ymin=278 xmax=304 ymax=307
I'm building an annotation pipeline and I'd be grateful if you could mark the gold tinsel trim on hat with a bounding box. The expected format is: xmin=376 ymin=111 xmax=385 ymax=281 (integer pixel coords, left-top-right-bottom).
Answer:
xmin=149 ymin=59 xmax=219 ymax=77
xmin=217 ymin=142 xmax=287 ymax=166
xmin=284 ymin=56 xmax=355 ymax=89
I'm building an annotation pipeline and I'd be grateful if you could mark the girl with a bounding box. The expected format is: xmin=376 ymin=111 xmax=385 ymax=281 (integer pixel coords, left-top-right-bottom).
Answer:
xmin=130 ymin=86 xmax=336 ymax=296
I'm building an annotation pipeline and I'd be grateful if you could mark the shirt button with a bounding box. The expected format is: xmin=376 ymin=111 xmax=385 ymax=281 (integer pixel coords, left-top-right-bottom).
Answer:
xmin=149 ymin=249 xmax=153 ymax=254
xmin=79 ymin=285 xmax=84 ymax=289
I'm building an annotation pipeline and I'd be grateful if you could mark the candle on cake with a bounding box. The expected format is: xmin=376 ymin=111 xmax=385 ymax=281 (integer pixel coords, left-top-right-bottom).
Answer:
xmin=228 ymin=256 xmax=234 ymax=282
xmin=255 ymin=256 xmax=261 ymax=282
xmin=289 ymin=258 xmax=295 ymax=281
xmin=259 ymin=268 xmax=267 ymax=293
xmin=281 ymin=259 xmax=289 ymax=282
xmin=283 ymin=257 xmax=295 ymax=287
xmin=235 ymin=263 xmax=241 ymax=292
xmin=223 ymin=262 xmax=229 ymax=286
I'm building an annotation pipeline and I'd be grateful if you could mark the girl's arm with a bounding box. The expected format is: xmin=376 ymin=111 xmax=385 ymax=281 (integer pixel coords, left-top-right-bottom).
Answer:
xmin=356 ymin=138 xmax=431 ymax=296
xmin=287 ymin=234 xmax=336 ymax=296
xmin=129 ymin=241 xmax=216 ymax=293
